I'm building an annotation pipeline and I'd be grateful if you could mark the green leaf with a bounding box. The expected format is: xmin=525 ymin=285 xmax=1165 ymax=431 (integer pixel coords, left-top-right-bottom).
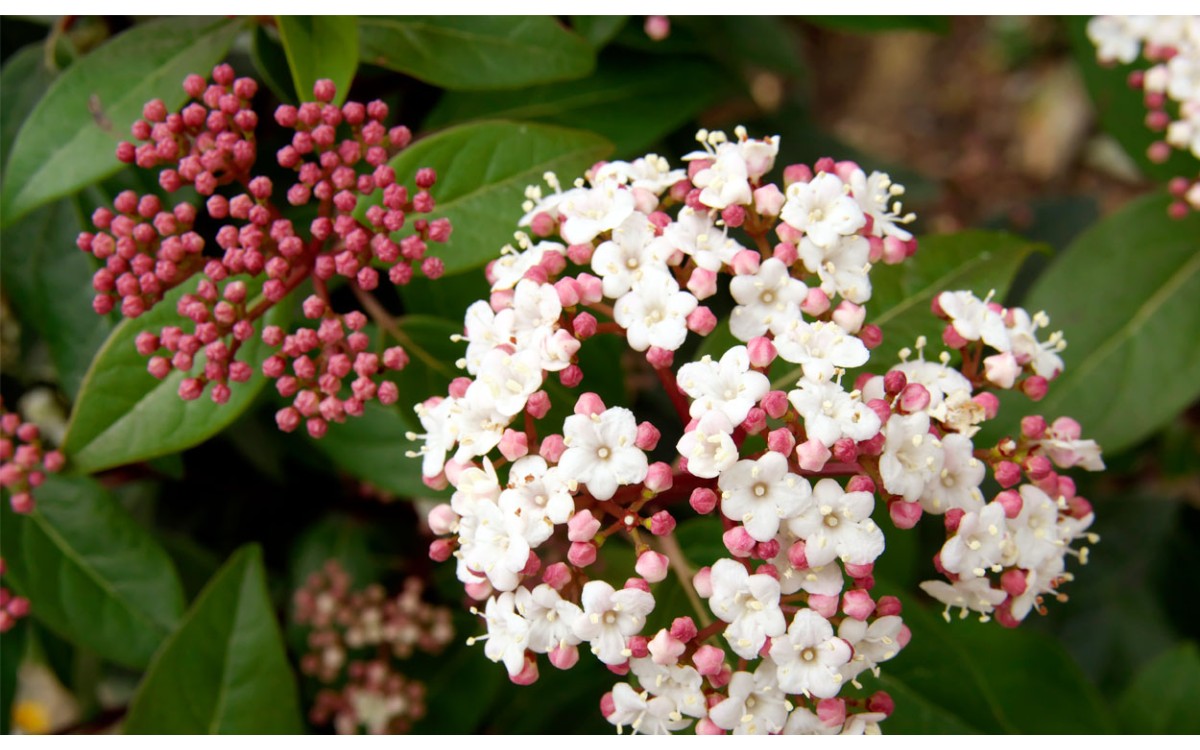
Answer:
xmin=358 ymin=16 xmax=594 ymax=90
xmin=312 ymin=401 xmax=442 ymax=499
xmin=250 ymin=24 xmax=298 ymax=104
xmin=0 ymin=17 xmax=245 ymax=226
xmin=62 ymin=276 xmax=287 ymax=474
xmin=276 ymin=16 xmax=358 ymax=106
xmin=391 ymin=315 xmax=463 ymax=404
xmin=680 ymin=16 xmax=805 ymax=75
xmin=570 ymin=16 xmax=628 ymax=49
xmin=1 ymin=43 xmax=59 ymax=175
xmin=805 ymin=16 xmax=951 ymax=34
xmin=123 ymin=545 xmax=305 ymax=734
xmin=288 ymin=513 xmax=380 ymax=593
xmin=0 ymin=198 xmax=113 ymax=398
xmin=1022 ymin=193 xmax=1200 ymax=455
xmin=0 ymin=475 xmax=185 ymax=669
xmin=872 ymin=581 xmax=1115 ymax=733
xmin=425 ymin=53 xmax=733 ymax=158
xmin=1117 ymin=641 xmax=1200 ymax=733
xmin=0 ymin=619 xmax=27 ymax=735
xmin=371 ymin=121 xmax=611 ymax=276
xmin=771 ymin=230 xmax=1042 ymax=389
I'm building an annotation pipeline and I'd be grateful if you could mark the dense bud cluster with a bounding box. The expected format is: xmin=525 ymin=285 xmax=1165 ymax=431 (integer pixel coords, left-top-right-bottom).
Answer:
xmin=411 ymin=126 xmax=1104 ymax=734
xmin=76 ymin=67 xmax=452 ymax=436
xmin=0 ymin=400 xmax=64 ymax=514
xmin=1088 ymin=15 xmax=1200 ymax=216
xmin=293 ymin=561 xmax=454 ymax=734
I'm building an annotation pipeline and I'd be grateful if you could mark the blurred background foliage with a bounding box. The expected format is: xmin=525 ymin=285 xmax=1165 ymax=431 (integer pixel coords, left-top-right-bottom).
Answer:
xmin=0 ymin=15 xmax=1197 ymax=734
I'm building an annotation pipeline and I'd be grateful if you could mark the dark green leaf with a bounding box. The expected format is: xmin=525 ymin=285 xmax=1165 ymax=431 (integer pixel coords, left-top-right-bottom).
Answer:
xmin=1117 ymin=641 xmax=1200 ymax=733
xmin=0 ymin=475 xmax=185 ymax=669
xmin=680 ymin=16 xmax=805 ymax=75
xmin=425 ymin=54 xmax=731 ymax=158
xmin=370 ymin=121 xmax=610 ymax=276
xmin=806 ymin=16 xmax=951 ymax=34
xmin=250 ymin=24 xmax=298 ymax=104
xmin=0 ymin=198 xmax=113 ymax=398
xmin=771 ymin=231 xmax=1042 ymax=389
xmin=124 ymin=545 xmax=305 ymax=734
xmin=288 ymin=513 xmax=380 ymax=593
xmin=1 ymin=43 xmax=59 ymax=175
xmin=570 ymin=16 xmax=628 ymax=49
xmin=359 ymin=16 xmax=594 ymax=90
xmin=0 ymin=17 xmax=245 ymax=226
xmin=410 ymin=627 xmax=506 ymax=733
xmin=391 ymin=315 xmax=462 ymax=405
xmin=312 ymin=400 xmax=442 ymax=499
xmin=276 ymin=16 xmax=358 ymax=106
xmin=62 ymin=276 xmax=287 ymax=474
xmin=1023 ymin=193 xmax=1200 ymax=455
xmin=0 ymin=619 xmax=27 ymax=735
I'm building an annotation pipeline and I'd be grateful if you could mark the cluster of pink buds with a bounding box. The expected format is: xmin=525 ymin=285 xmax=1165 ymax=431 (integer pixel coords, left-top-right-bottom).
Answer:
xmin=0 ymin=557 xmax=31 ymax=633
xmin=76 ymin=66 xmax=452 ymax=435
xmin=1088 ymin=15 xmax=1200 ymax=216
xmin=0 ymin=401 xmax=64 ymax=514
xmin=293 ymin=561 xmax=453 ymax=734
xmin=412 ymin=126 xmax=1104 ymax=734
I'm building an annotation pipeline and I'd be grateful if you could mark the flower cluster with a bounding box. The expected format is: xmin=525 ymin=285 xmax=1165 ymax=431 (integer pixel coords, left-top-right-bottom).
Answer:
xmin=414 ymin=127 xmax=1102 ymax=734
xmin=0 ymin=400 xmax=64 ymax=514
xmin=293 ymin=560 xmax=454 ymax=734
xmin=1088 ymin=15 xmax=1200 ymax=216
xmin=76 ymin=66 xmax=451 ymax=437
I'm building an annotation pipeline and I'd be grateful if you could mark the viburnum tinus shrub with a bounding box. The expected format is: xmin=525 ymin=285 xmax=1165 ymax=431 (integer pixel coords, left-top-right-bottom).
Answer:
xmin=411 ymin=127 xmax=1106 ymax=734
xmin=1088 ymin=15 xmax=1200 ymax=216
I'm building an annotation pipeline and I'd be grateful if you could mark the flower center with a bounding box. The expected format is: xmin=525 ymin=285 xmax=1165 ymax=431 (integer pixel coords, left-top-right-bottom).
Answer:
xmin=597 ymin=446 xmax=611 ymax=460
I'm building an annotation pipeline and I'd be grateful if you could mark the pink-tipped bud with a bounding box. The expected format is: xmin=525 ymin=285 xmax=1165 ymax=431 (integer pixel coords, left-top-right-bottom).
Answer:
xmin=942 ymin=323 xmax=970 ymax=349
xmin=801 ymin=287 xmax=831 ymax=316
xmin=668 ymin=617 xmax=697 ymax=644
xmin=648 ymin=510 xmax=676 ymax=537
xmin=944 ymin=508 xmax=965 ymax=533
xmin=740 ymin=407 xmax=767 ymax=435
xmin=690 ymin=487 xmax=718 ymax=514
xmin=795 ymin=438 xmax=831 ymax=471
xmin=567 ymin=509 xmax=601 ymax=542
xmin=644 ymin=462 xmax=673 ymax=493
xmin=510 ymin=655 xmax=539 ymax=685
xmin=772 ymin=241 xmax=799 ymax=265
xmin=808 ymin=593 xmax=839 ymax=619
xmin=722 ymin=526 xmax=756 ymax=557
xmin=526 ymin=391 xmax=551 ymax=419
xmin=571 ymin=311 xmax=597 ymax=339
xmin=899 ymin=383 xmax=931 ymax=413
xmin=859 ymin=323 xmax=883 ymax=349
xmin=868 ymin=690 xmax=896 ymax=717
xmin=549 ymin=644 xmax=579 ymax=670
xmin=846 ymin=475 xmax=875 ymax=494
xmin=554 ymin=277 xmax=581 ymax=307
xmin=873 ymin=596 xmax=901 ymax=618
xmin=994 ymin=460 xmax=1022 ymax=488
xmin=787 ymin=539 xmax=809 ymax=569
xmin=1025 ymin=454 xmax=1053 ymax=481
xmin=539 ymin=434 xmax=566 ymax=463
xmin=761 ymin=390 xmax=789 ymax=419
xmin=995 ymin=489 xmax=1023 ymax=518
xmin=634 ymin=421 xmax=660 ymax=451
xmin=889 ymin=500 xmax=922 ymax=529
xmin=767 ymin=428 xmax=796 ymax=455
xmin=1022 ymin=375 xmax=1049 ymax=401
xmin=883 ymin=369 xmax=907 ymax=396
xmin=753 ymin=183 xmax=786 ymax=216
xmin=686 ymin=267 xmax=718 ymax=300
xmin=543 ymin=562 xmax=571 ymax=590
xmin=498 ymin=429 xmax=529 ymax=461
xmin=558 ymin=364 xmax=583 ymax=388
xmin=429 ymin=538 xmax=454 ymax=562
xmin=1050 ymin=416 xmax=1082 ymax=440
xmin=693 ymin=566 xmax=713 ymax=598
xmin=573 ymin=392 xmax=605 ymax=416
xmin=842 ymin=589 xmax=876 ymax=620
xmin=973 ymin=391 xmax=1000 ymax=420
xmin=1001 ymin=568 xmax=1028 ymax=597
xmin=817 ymin=698 xmax=847 ymax=728
xmin=568 ymin=541 xmax=597 ymax=567
xmin=687 ymin=306 xmax=717 ymax=336
xmin=645 ymin=346 xmax=674 ymax=369
xmin=636 ymin=551 xmax=670 ymax=583
xmin=624 ymin=577 xmax=651 ymax=594
xmin=427 ymin=503 xmax=458 ymax=535
xmin=746 ymin=336 xmax=776 ymax=367
xmin=689 ymin=645 xmax=724 ymax=681
xmin=833 ymin=300 xmax=865 ymax=333
xmin=648 ymin=629 xmax=686 ymax=665
xmin=1021 ymin=414 xmax=1048 ymax=439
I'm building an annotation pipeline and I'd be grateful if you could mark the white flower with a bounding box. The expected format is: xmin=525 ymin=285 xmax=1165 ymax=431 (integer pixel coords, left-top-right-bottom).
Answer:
xmin=1007 ymin=485 xmax=1062 ymax=570
xmin=774 ymin=319 xmax=870 ymax=383
xmin=728 ymin=257 xmax=808 ymax=340
xmin=449 ymin=459 xmax=502 ymax=518
xmin=593 ymin=154 xmax=686 ymax=194
xmin=940 ymin=502 xmax=1008 ymax=578
xmin=607 ymin=683 xmax=689 ymax=735
xmin=838 ymin=615 xmax=904 ymax=681
xmin=460 ymin=300 xmax=515 ymax=375
xmin=787 ymin=378 xmax=881 ymax=447
xmin=410 ymin=396 xmax=457 ymax=477
xmin=718 ymin=451 xmax=812 ymax=542
xmin=591 ymin=213 xmax=669 ymax=298
xmin=1006 ymin=308 xmax=1065 ymax=379
xmin=498 ymin=457 xmax=574 ymax=546
xmin=449 ymin=385 xmax=510 ymax=463
xmin=691 ymin=141 xmax=753 ymax=209
xmin=613 ymin=271 xmax=697 ymax=352
xmin=677 ymin=345 xmax=770 ymax=425
xmin=848 ymin=169 xmax=913 ymax=241
xmin=798 ymin=235 xmax=873 ymax=304
xmin=457 ymin=499 xmax=529 ymax=592
xmin=574 ymin=581 xmax=655 ymax=665
xmin=708 ymin=558 xmax=786 ymax=659
xmin=919 ymin=432 xmax=985 ymax=514
xmin=556 ymin=182 xmax=637 ymax=245
xmin=782 ymin=706 xmax=840 ymax=735
xmin=629 ymin=659 xmax=707 ymax=719
xmin=476 ymin=592 xmax=530 ymax=677
xmin=708 ymin=664 xmax=790 ymax=735
xmin=676 ymin=410 xmax=738 ymax=479
xmin=1087 ymin=15 xmax=1143 ymax=64
xmin=781 ymin=172 xmax=866 ymax=248
xmin=938 ymin=291 xmax=1010 ymax=350
xmin=879 ymin=412 xmax=944 ymax=503
xmin=468 ymin=347 xmax=544 ymax=417
xmin=769 ymin=609 xmax=851 ymax=698
xmin=489 ymin=241 xmax=566 ymax=292
xmin=786 ymin=478 xmax=884 ymax=567
xmin=920 ymin=578 xmax=1007 ymax=619
xmin=862 ymin=360 xmax=974 ymax=412
xmin=559 ymin=407 xmax=648 ymax=501
xmin=514 ymin=583 xmax=583 ymax=653
xmin=661 ymin=207 xmax=746 ymax=272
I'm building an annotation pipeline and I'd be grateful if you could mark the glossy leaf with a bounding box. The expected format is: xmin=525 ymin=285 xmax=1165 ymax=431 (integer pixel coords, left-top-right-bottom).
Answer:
xmin=288 ymin=513 xmax=380 ymax=593
xmin=0 ymin=619 xmax=27 ymax=735
xmin=250 ymin=24 xmax=298 ymax=103
xmin=276 ymin=16 xmax=358 ymax=106
xmin=0 ymin=198 xmax=113 ymax=398
xmin=390 ymin=315 xmax=463 ymax=404
xmin=0 ymin=17 xmax=244 ymax=226
xmin=312 ymin=401 xmax=442 ymax=499
xmin=372 ymin=121 xmax=610 ymax=276
xmin=425 ymin=54 xmax=732 ymax=157
xmin=1023 ymin=193 xmax=1200 ymax=454
xmin=570 ymin=16 xmax=628 ymax=49
xmin=124 ymin=545 xmax=305 ymax=734
xmin=680 ymin=16 xmax=805 ymax=75
xmin=771 ymin=231 xmax=1041 ymax=389
xmin=1117 ymin=641 xmax=1200 ymax=733
xmin=0 ymin=43 xmax=59 ymax=173
xmin=62 ymin=277 xmax=286 ymax=474
xmin=0 ymin=475 xmax=185 ymax=669
xmin=358 ymin=16 xmax=594 ymax=90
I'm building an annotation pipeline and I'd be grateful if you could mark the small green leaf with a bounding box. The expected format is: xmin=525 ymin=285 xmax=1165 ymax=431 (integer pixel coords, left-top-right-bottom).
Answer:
xmin=771 ymin=231 xmax=1042 ymax=389
xmin=425 ymin=53 xmax=733 ymax=157
xmin=1117 ymin=641 xmax=1200 ymax=733
xmin=124 ymin=545 xmax=305 ymax=734
xmin=570 ymin=16 xmax=628 ymax=49
xmin=1022 ymin=193 xmax=1200 ymax=455
xmin=250 ymin=24 xmax=298 ymax=103
xmin=358 ymin=16 xmax=594 ymax=90
xmin=0 ymin=198 xmax=113 ymax=398
xmin=276 ymin=16 xmax=358 ymax=105
xmin=62 ymin=277 xmax=287 ymax=474
xmin=0 ymin=475 xmax=185 ymax=669
xmin=312 ymin=401 xmax=441 ymax=499
xmin=369 ymin=121 xmax=610 ymax=276
xmin=1 ymin=43 xmax=59 ymax=174
xmin=0 ymin=17 xmax=245 ymax=226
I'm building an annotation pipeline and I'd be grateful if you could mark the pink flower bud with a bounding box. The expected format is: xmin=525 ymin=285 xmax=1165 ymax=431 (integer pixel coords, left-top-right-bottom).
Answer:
xmin=498 ymin=429 xmax=529 ymax=461
xmin=817 ymin=698 xmax=847 ymax=727
xmin=559 ymin=364 xmax=583 ymax=388
xmin=889 ymin=500 xmax=922 ymax=529
xmin=721 ymin=204 xmax=746 ymax=228
xmin=554 ymin=277 xmax=581 ymax=307
xmin=899 ymin=383 xmax=931 ymax=413
xmin=687 ymin=306 xmax=718 ymax=336
xmin=786 ymin=540 xmax=809 ymax=569
xmin=693 ymin=566 xmax=713 ymax=598
xmin=526 ymin=391 xmax=551 ymax=419
xmin=575 ymin=273 xmax=603 ymax=304
xmin=801 ymin=287 xmax=831 ymax=316
xmin=775 ymin=221 xmax=802 ymax=244
xmin=669 ymin=617 xmax=697 ymax=643
xmin=942 ymin=323 xmax=970 ymax=349
xmin=642 ymin=462 xmax=672 ymax=493
xmin=832 ymin=300 xmax=865 ymax=333
xmin=521 ymin=550 xmax=541 ymax=577
xmin=427 ymin=503 xmax=458 ymax=535
xmin=539 ymin=434 xmax=566 ymax=463
xmin=1022 ymin=375 xmax=1049 ymax=401
xmin=686 ymin=267 xmax=718 ymax=300
xmin=795 ymin=438 xmax=831 ymax=471
xmin=599 ymin=691 xmax=616 ymax=718
xmin=549 ymin=644 xmax=579 ymax=670
xmin=693 ymin=644 xmax=725 ymax=676
xmin=1021 ymin=415 xmax=1048 ymax=439
xmin=842 ymin=589 xmax=876 ymax=620
xmin=761 ymin=390 xmax=789 ymax=419
xmin=636 ymin=551 xmax=670 ymax=583
xmin=722 ymin=526 xmax=756 ymax=557
xmin=746 ymin=336 xmax=776 ymax=367
xmin=944 ymin=508 xmax=965 ymax=533
xmin=1025 ymin=454 xmax=1053 ymax=481
xmin=567 ymin=509 xmax=601 ymax=542
xmin=645 ymin=346 xmax=674 ymax=369
xmin=730 ymin=249 xmax=760 ymax=277
xmin=830 ymin=437 xmax=859 ymax=464
xmin=767 ymin=428 xmax=796 ymax=455
xmin=808 ymin=594 xmax=839 ymax=618
xmin=753 ymin=184 xmax=786 ymax=216
xmin=648 ymin=629 xmax=685 ymax=664
xmin=755 ymin=538 xmax=781 ymax=560
xmin=696 ymin=719 xmax=725 ymax=735
xmin=568 ymin=541 xmax=597 ymax=567
xmin=994 ymin=460 xmax=1021 ymax=488
xmin=690 ymin=487 xmax=718 ymax=514
xmin=995 ymin=489 xmax=1023 ymax=518
xmin=510 ymin=655 xmax=539 ymax=685
xmin=772 ymin=241 xmax=799 ymax=265
xmin=573 ymin=392 xmax=605 ymax=416
xmin=1001 ymin=568 xmax=1028 ymax=597
xmin=973 ymin=391 xmax=1000 ymax=419
xmin=429 ymin=538 xmax=454 ymax=562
